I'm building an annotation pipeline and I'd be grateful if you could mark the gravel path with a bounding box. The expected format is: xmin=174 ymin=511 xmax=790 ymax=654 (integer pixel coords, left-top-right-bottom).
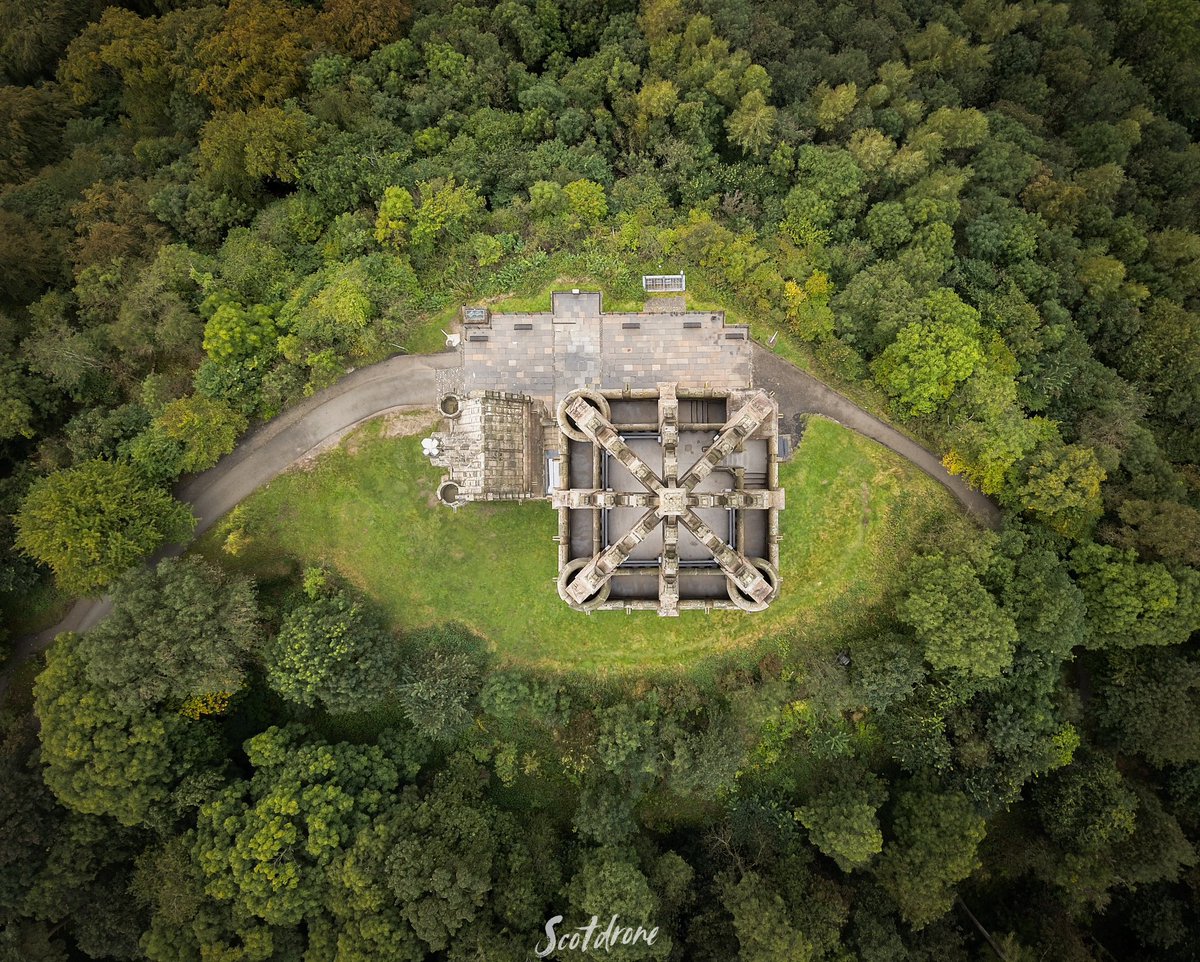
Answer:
xmin=3 ymin=344 xmax=999 ymax=701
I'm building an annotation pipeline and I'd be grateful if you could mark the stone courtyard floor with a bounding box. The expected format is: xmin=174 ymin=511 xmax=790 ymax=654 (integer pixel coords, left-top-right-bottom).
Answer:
xmin=438 ymin=291 xmax=754 ymax=404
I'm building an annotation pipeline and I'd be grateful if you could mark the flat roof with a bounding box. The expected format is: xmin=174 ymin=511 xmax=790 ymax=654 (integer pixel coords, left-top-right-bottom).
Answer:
xmin=452 ymin=291 xmax=752 ymax=404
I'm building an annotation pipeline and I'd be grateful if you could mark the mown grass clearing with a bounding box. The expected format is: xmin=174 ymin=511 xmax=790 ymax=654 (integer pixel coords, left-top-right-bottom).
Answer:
xmin=197 ymin=414 xmax=965 ymax=675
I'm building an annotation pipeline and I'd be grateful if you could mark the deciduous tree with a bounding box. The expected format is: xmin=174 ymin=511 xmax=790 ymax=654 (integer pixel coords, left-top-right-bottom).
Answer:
xmin=198 ymin=105 xmax=317 ymax=199
xmin=131 ymin=394 xmax=246 ymax=481
xmin=195 ymin=725 xmax=401 ymax=926
xmin=15 ymin=459 xmax=194 ymax=593
xmin=872 ymin=317 xmax=984 ymax=418
xmin=1015 ymin=440 xmax=1106 ymax=538
xmin=374 ymin=186 xmax=416 ymax=251
xmin=723 ymin=871 xmax=814 ymax=962
xmin=35 ymin=632 xmax=215 ymax=826
xmin=566 ymin=847 xmax=670 ymax=960
xmin=0 ymin=360 xmax=36 ymax=441
xmin=0 ymin=85 xmax=69 ymax=183
xmin=1070 ymin=543 xmax=1200 ymax=649
xmin=200 ymin=293 xmax=279 ymax=363
xmin=1095 ymin=649 xmax=1200 ymax=767
xmin=318 ymin=0 xmax=412 ymax=59
xmin=877 ymin=784 xmax=985 ymax=929
xmin=899 ymin=552 xmax=1017 ymax=680
xmin=796 ymin=767 xmax=887 ymax=871
xmin=1113 ymin=498 xmax=1200 ymax=566
xmin=409 ymin=178 xmax=485 ymax=259
xmin=79 ymin=556 xmax=257 ymax=712
xmin=563 ymin=178 xmax=608 ymax=229
xmin=265 ymin=572 xmax=398 ymax=714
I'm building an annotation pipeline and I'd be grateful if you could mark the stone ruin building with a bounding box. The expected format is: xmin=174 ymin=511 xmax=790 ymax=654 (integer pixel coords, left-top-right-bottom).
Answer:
xmin=429 ymin=290 xmax=785 ymax=616
xmin=429 ymin=391 xmax=546 ymax=505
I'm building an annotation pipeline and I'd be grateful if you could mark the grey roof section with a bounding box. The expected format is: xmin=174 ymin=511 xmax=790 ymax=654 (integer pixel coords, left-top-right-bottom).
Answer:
xmin=457 ymin=290 xmax=752 ymax=403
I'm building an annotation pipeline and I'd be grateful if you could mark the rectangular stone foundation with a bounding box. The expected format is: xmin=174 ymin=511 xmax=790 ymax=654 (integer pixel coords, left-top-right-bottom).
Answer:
xmin=430 ymin=391 xmax=546 ymax=501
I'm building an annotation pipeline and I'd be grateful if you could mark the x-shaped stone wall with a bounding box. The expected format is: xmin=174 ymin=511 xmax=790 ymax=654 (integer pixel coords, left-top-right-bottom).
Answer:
xmin=553 ymin=387 xmax=782 ymax=616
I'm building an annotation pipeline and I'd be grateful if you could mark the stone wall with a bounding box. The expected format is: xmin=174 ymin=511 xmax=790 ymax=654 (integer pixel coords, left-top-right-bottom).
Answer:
xmin=432 ymin=391 xmax=545 ymax=501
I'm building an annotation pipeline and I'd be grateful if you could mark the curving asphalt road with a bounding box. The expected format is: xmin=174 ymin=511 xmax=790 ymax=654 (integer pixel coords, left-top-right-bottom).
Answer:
xmin=3 ymin=344 xmax=998 ymax=701
xmin=752 ymin=346 xmax=1002 ymax=528
xmin=2 ymin=352 xmax=459 ymax=702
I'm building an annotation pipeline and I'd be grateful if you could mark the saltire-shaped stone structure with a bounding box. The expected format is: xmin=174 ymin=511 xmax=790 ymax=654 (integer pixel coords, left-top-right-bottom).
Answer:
xmin=553 ymin=384 xmax=784 ymax=616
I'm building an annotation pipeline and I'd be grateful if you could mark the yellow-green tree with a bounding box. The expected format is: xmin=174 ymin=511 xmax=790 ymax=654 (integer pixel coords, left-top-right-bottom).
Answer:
xmin=198 ymin=105 xmax=316 ymax=199
xmin=193 ymin=0 xmax=313 ymax=110
xmin=873 ymin=319 xmax=984 ymax=418
xmin=1016 ymin=441 xmax=1106 ymax=538
xmin=15 ymin=459 xmax=194 ymax=593
xmin=374 ymin=186 xmax=416 ymax=250
xmin=131 ymin=394 xmax=247 ymax=480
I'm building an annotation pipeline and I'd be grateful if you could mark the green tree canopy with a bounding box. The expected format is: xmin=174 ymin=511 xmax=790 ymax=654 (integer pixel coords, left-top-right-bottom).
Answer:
xmin=15 ymin=459 xmax=194 ymax=593
xmin=1095 ymin=649 xmax=1200 ymax=767
xmin=872 ymin=305 xmax=985 ymax=418
xmin=395 ymin=625 xmax=485 ymax=739
xmin=877 ymin=784 xmax=986 ymax=929
xmin=1031 ymin=752 xmax=1138 ymax=855
xmin=1071 ymin=543 xmax=1200 ymax=649
xmin=1015 ymin=440 xmax=1106 ymax=538
xmin=200 ymin=293 xmax=279 ymax=363
xmin=374 ymin=185 xmax=416 ymax=251
xmin=566 ymin=847 xmax=670 ymax=960
xmin=198 ymin=105 xmax=317 ymax=199
xmin=563 ymin=178 xmax=608 ymax=228
xmin=382 ymin=774 xmax=526 ymax=950
xmin=35 ymin=632 xmax=216 ymax=826
xmin=409 ymin=178 xmax=485 ymax=259
xmin=723 ymin=871 xmax=814 ymax=962
xmin=79 ymin=557 xmax=258 ymax=712
xmin=130 ymin=394 xmax=247 ymax=481
xmin=727 ymin=89 xmax=777 ymax=156
xmin=898 ymin=552 xmax=1018 ymax=680
xmin=265 ymin=571 xmax=399 ymax=714
xmin=194 ymin=725 xmax=403 ymax=927
xmin=193 ymin=0 xmax=314 ymax=110
xmin=796 ymin=767 xmax=887 ymax=872
xmin=327 ymin=759 xmax=548 ymax=959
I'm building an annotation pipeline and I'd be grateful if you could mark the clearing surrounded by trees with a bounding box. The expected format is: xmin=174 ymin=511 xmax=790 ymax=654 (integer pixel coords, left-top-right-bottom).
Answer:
xmin=4 ymin=0 xmax=1200 ymax=956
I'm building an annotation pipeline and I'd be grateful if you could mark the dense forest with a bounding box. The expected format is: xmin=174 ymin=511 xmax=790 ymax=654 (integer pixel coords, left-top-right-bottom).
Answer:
xmin=2 ymin=0 xmax=1200 ymax=958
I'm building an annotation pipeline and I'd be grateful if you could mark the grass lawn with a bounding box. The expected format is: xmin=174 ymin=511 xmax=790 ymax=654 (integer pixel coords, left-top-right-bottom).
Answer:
xmin=197 ymin=414 xmax=967 ymax=676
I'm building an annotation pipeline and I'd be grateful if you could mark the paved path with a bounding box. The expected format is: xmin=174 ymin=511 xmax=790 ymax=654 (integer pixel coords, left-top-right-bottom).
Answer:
xmin=0 ymin=353 xmax=458 ymax=703
xmin=752 ymin=345 xmax=1002 ymax=527
xmin=2 ymin=344 xmax=998 ymax=702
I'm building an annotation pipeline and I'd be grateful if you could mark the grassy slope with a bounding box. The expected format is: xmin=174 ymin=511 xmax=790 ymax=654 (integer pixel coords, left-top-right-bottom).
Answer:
xmin=197 ymin=415 xmax=966 ymax=676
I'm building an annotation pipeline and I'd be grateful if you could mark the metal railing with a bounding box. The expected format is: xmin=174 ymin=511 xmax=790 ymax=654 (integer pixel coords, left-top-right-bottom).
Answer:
xmin=642 ymin=273 xmax=686 ymax=292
